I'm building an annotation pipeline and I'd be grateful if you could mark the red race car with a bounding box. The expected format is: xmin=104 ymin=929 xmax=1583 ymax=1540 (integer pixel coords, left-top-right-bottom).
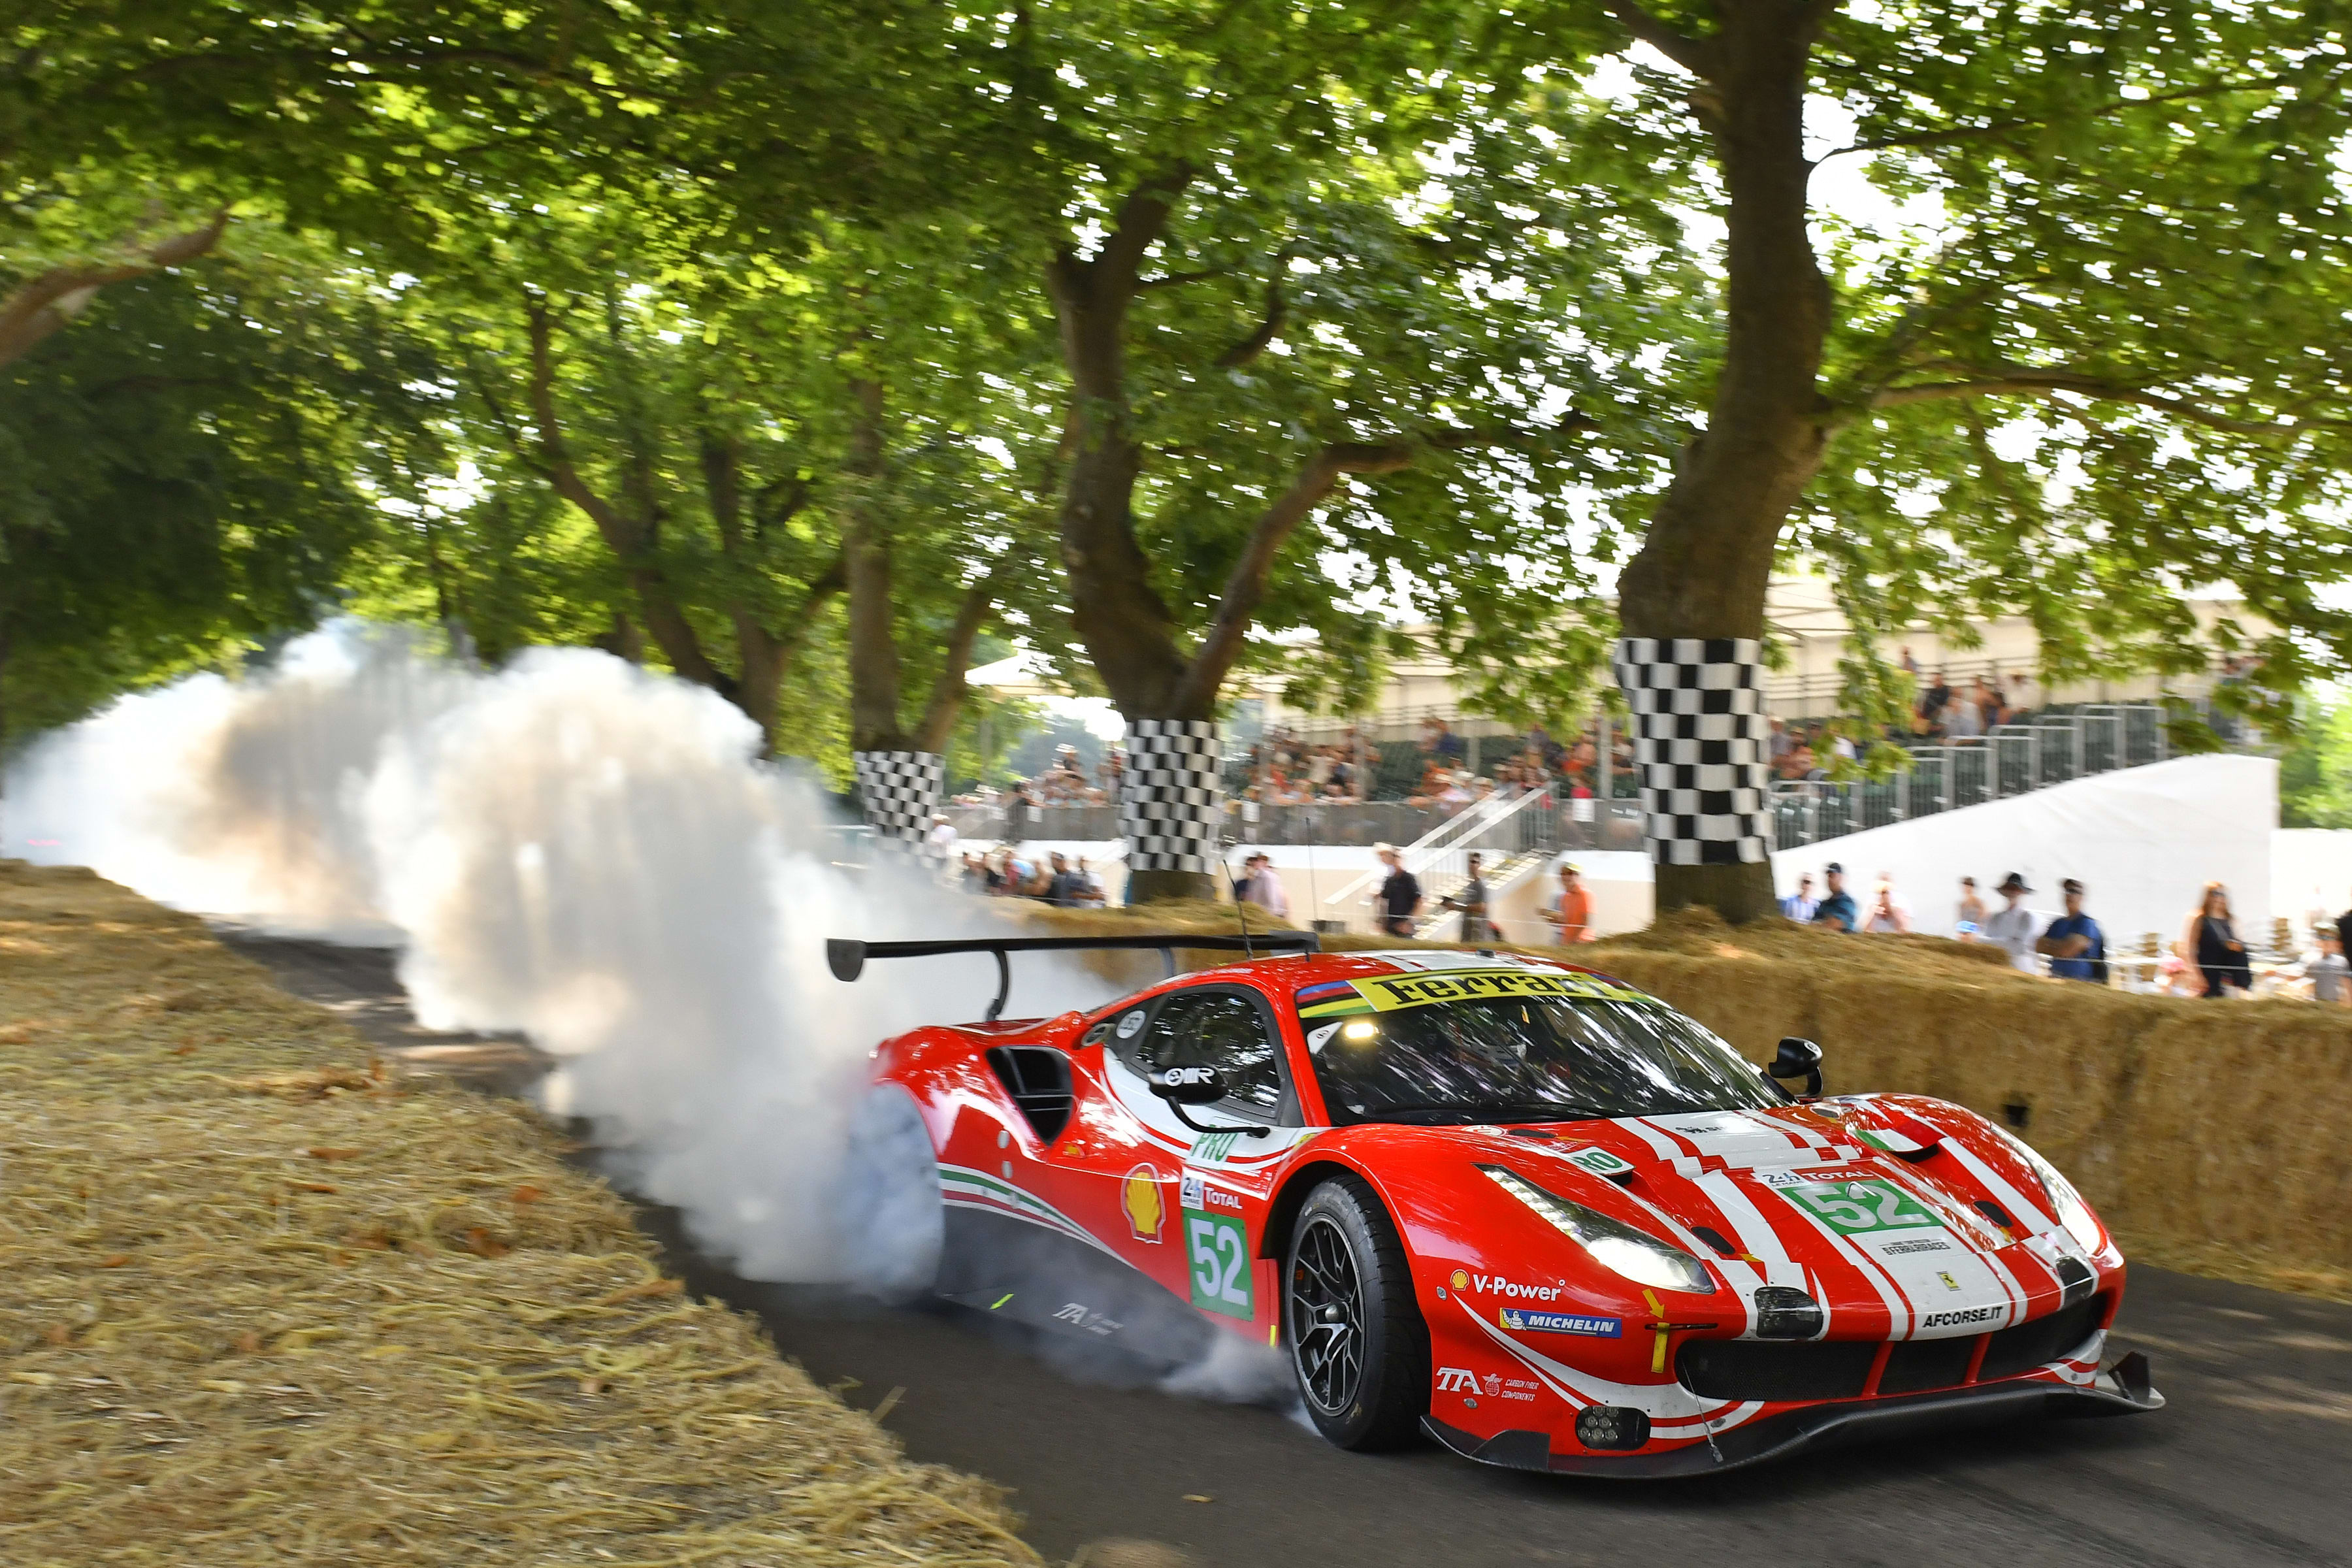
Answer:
xmin=829 ymin=935 xmax=2161 ymax=1475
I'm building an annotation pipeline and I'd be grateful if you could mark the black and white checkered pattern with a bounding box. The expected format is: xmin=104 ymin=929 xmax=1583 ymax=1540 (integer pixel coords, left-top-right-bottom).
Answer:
xmin=1612 ymin=637 xmax=1769 ymax=866
xmin=1120 ymin=720 xmax=1223 ymax=875
xmin=853 ymin=749 xmax=945 ymax=850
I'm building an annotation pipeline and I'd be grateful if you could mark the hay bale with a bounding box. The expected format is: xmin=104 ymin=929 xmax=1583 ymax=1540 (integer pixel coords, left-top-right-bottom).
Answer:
xmin=1012 ymin=900 xmax=2352 ymax=1300
xmin=0 ymin=860 xmax=1038 ymax=1567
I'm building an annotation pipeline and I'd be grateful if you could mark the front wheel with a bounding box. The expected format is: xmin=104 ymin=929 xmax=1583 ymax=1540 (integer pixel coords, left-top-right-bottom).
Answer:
xmin=1286 ymin=1174 xmax=1429 ymax=1449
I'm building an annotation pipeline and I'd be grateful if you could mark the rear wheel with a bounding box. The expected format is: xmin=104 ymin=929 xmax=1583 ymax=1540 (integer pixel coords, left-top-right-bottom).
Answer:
xmin=838 ymin=1086 xmax=943 ymax=1301
xmin=1285 ymin=1174 xmax=1429 ymax=1449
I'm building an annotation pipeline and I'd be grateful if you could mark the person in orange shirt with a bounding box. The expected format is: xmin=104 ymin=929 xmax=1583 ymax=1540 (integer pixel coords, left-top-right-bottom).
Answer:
xmin=1540 ymin=862 xmax=1593 ymax=945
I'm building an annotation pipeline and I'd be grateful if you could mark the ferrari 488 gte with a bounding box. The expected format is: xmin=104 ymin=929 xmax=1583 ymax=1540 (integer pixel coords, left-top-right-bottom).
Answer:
xmin=830 ymin=934 xmax=2159 ymax=1475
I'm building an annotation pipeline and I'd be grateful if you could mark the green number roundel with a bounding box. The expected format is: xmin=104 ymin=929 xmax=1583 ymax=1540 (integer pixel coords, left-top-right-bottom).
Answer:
xmin=1186 ymin=1213 xmax=1252 ymax=1319
xmin=1780 ymin=1178 xmax=1942 ymax=1235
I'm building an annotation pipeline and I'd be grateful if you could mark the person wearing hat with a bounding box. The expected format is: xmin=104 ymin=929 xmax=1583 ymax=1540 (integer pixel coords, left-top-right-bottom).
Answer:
xmin=1811 ymin=863 xmax=1857 ymax=932
xmin=1540 ymin=860 xmax=1593 ymax=944
xmin=2036 ymin=879 xmax=2107 ymax=983
xmin=1983 ymin=872 xmax=2038 ymax=972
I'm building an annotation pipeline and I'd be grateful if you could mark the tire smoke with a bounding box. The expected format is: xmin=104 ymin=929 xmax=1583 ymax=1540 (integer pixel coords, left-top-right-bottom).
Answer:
xmin=1 ymin=623 xmax=1111 ymax=1283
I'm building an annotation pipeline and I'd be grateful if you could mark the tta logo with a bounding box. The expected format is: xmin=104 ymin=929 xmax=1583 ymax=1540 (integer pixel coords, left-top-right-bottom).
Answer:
xmin=1051 ymin=1303 xmax=1123 ymax=1336
xmin=1120 ymin=1165 xmax=1165 ymax=1243
xmin=1435 ymin=1367 xmax=1481 ymax=1394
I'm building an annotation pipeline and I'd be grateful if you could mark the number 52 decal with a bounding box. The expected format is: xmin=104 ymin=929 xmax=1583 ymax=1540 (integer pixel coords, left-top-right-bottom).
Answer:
xmin=1772 ymin=1177 xmax=1943 ymax=1235
xmin=1186 ymin=1212 xmax=1253 ymax=1318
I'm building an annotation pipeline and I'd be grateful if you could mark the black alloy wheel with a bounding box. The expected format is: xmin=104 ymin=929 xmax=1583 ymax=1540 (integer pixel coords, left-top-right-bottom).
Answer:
xmin=1285 ymin=1175 xmax=1429 ymax=1449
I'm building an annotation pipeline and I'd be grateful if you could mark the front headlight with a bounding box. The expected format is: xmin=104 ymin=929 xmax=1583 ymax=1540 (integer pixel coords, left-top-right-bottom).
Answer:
xmin=1480 ymin=1164 xmax=1716 ymax=1295
xmin=1993 ymin=1130 xmax=2107 ymax=1255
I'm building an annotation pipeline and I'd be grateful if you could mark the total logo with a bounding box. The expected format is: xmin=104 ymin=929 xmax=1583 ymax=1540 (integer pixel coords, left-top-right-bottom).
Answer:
xmin=1449 ymin=1268 xmax=1565 ymax=1302
xmin=1178 ymin=1172 xmax=1243 ymax=1212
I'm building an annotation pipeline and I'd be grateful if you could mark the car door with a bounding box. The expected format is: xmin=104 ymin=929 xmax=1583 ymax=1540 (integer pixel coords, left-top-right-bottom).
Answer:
xmin=1056 ymin=983 xmax=1298 ymax=1325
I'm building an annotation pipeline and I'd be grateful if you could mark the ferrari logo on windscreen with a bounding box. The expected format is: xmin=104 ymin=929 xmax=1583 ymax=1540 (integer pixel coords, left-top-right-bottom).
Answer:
xmin=1120 ymin=1165 xmax=1166 ymax=1243
xmin=1305 ymin=971 xmax=1648 ymax=1019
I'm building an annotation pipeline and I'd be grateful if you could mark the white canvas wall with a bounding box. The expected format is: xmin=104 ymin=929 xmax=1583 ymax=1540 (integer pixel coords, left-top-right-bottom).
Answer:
xmin=1771 ymin=753 xmax=2277 ymax=947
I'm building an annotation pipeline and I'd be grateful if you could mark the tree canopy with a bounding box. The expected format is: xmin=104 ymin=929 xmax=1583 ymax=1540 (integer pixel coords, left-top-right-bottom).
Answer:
xmin=10 ymin=0 xmax=2352 ymax=913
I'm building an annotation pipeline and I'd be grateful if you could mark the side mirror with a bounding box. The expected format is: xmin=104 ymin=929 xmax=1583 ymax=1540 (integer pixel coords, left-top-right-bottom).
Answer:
xmin=1767 ymin=1037 xmax=1823 ymax=1099
xmin=1149 ymin=1064 xmax=1227 ymax=1105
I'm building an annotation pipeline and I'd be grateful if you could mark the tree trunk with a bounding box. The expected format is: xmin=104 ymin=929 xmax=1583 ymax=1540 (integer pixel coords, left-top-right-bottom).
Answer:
xmin=1610 ymin=4 xmax=1831 ymax=925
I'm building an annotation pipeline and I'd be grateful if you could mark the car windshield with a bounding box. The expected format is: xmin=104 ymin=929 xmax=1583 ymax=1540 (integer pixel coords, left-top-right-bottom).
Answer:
xmin=1295 ymin=974 xmax=1781 ymax=1125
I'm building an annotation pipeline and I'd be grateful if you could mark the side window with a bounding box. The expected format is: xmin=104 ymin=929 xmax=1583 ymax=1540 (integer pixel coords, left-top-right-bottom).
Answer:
xmin=1123 ymin=990 xmax=1283 ymax=1117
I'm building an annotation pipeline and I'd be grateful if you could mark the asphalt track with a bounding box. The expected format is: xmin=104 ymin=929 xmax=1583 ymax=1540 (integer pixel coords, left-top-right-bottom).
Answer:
xmin=223 ymin=928 xmax=2352 ymax=1568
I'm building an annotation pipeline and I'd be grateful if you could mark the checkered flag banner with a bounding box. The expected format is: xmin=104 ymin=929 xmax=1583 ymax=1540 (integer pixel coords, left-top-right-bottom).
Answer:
xmin=1612 ymin=637 xmax=1769 ymax=867
xmin=1120 ymin=720 xmax=1223 ymax=875
xmin=852 ymin=749 xmax=945 ymax=852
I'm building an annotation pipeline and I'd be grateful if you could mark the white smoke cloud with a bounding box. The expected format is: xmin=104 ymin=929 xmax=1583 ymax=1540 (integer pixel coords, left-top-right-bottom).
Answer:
xmin=0 ymin=622 xmax=1114 ymax=1283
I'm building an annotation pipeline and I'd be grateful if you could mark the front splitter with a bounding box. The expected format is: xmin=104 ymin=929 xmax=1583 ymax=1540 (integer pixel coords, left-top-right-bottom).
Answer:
xmin=1423 ymin=1354 xmax=2164 ymax=1479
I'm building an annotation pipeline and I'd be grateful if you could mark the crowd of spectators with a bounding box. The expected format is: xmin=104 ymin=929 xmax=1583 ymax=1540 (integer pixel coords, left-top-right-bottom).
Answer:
xmin=958 ymin=845 xmax=1107 ymax=907
xmin=1239 ymin=725 xmax=1371 ymax=805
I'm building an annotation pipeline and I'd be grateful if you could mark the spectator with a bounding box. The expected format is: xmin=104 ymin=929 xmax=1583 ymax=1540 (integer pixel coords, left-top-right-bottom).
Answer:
xmin=1861 ymin=874 xmax=1912 ymax=934
xmin=1900 ymin=645 xmax=1919 ymax=678
xmin=1955 ymin=875 xmax=1986 ymax=940
xmin=1812 ymin=863 xmax=1858 ymax=932
xmin=2036 ymin=877 xmax=2106 ymax=983
xmin=1780 ymin=873 xmax=1819 ymax=923
xmin=1919 ymin=670 xmax=1953 ymax=728
xmin=1420 ymin=717 xmax=1467 ymax=765
xmin=1970 ymin=676 xmax=2001 ymax=731
xmin=2179 ymin=881 xmax=2253 ymax=998
xmin=1945 ymin=685 xmax=1984 ymax=741
xmin=2335 ymin=885 xmax=2352 ymax=965
xmin=1541 ymin=862 xmax=1593 ymax=945
xmin=1439 ymin=851 xmax=1493 ymax=942
xmin=1043 ymin=852 xmax=1083 ymax=906
xmin=925 ymin=813 xmax=958 ymax=864
xmin=1768 ymin=716 xmax=1795 ymax=764
xmin=1068 ymin=857 xmax=1106 ymax=907
xmin=2311 ymin=932 xmax=2349 ymax=1005
xmin=1982 ymin=872 xmax=2038 ymax=972
xmin=1373 ymin=845 xmax=1422 ymax=937
xmin=1237 ymin=852 xmax=1290 ymax=919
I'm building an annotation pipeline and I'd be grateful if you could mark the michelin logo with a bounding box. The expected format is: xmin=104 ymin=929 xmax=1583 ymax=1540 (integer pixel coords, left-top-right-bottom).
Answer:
xmin=1500 ymin=1308 xmax=1622 ymax=1338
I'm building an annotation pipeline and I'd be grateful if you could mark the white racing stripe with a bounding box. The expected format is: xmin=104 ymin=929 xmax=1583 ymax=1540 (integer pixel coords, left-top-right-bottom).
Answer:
xmin=1749 ymin=1173 xmax=1914 ymax=1338
xmin=1618 ymin=1117 xmax=1688 ymax=1162
xmin=1879 ymin=1162 xmax=2028 ymax=1322
xmin=938 ymin=1164 xmax=1125 ymax=1260
xmin=1694 ymin=1170 xmax=1814 ymax=1316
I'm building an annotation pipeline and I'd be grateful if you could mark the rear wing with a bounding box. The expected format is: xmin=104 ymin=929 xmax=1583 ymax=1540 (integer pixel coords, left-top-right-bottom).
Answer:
xmin=825 ymin=932 xmax=1320 ymax=1023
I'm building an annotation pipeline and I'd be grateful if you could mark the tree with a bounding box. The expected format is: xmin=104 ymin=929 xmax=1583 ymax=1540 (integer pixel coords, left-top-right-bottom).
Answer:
xmin=1564 ymin=1 xmax=2352 ymax=919
xmin=0 ymin=245 xmax=443 ymax=751
xmin=976 ymin=2 xmax=1690 ymax=898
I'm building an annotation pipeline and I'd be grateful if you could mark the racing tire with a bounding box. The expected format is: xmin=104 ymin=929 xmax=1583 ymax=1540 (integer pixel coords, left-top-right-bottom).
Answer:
xmin=838 ymin=1086 xmax=944 ymax=1302
xmin=1285 ymin=1173 xmax=1429 ymax=1450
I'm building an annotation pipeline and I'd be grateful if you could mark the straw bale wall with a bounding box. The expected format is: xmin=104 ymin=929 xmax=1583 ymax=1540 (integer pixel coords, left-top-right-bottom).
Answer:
xmin=1031 ymin=900 xmax=2352 ymax=1298
xmin=0 ymin=860 xmax=1037 ymax=1567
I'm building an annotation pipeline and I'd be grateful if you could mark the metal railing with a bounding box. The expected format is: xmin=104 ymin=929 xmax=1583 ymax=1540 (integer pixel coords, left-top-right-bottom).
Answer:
xmin=1769 ymin=700 xmax=2212 ymax=851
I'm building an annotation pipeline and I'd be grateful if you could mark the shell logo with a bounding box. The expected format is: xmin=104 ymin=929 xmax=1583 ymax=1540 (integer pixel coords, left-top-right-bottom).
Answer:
xmin=1121 ymin=1165 xmax=1166 ymax=1243
xmin=1450 ymin=1269 xmax=1470 ymax=1292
